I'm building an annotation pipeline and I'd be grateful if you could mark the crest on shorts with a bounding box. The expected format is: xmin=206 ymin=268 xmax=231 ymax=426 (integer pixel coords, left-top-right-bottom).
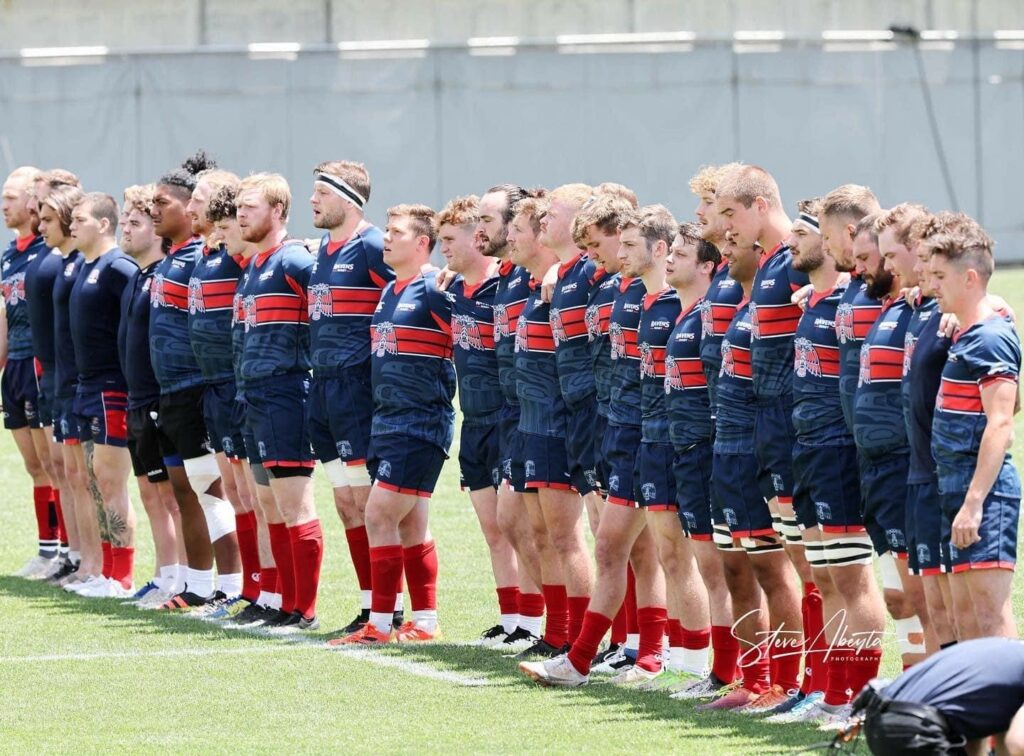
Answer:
xmin=2 ymin=272 xmax=26 ymax=305
xmin=699 ymin=299 xmax=714 ymax=338
xmin=836 ymin=303 xmax=855 ymax=343
xmin=720 ymin=341 xmax=735 ymax=377
xmin=243 ymin=295 xmax=258 ymax=331
xmin=222 ymin=436 xmax=234 ymax=456
xmin=858 ymin=345 xmax=871 ymax=385
xmin=608 ymin=474 xmax=620 ymax=492
xmin=150 ymin=274 xmax=166 ymax=307
xmin=491 ymin=467 xmax=501 ymax=486
xmin=258 ymin=441 xmax=267 ymax=459
xmin=793 ymin=337 xmax=821 ymax=378
xmin=308 ymin=283 xmax=332 ymax=321
xmin=641 ymin=482 xmax=656 ymax=502
xmin=376 ymin=460 xmax=391 ymax=479
xmin=187 ymin=277 xmax=205 ymax=314
xmin=524 ymin=459 xmax=536 ymax=478
xmin=917 ymin=543 xmax=930 ymax=566
xmin=815 ymin=500 xmax=832 ymax=523
xmin=682 ymin=511 xmax=697 ymax=530
xmin=584 ymin=305 xmax=601 ymax=340
xmin=549 ymin=308 xmax=567 ymax=346
xmin=903 ymin=332 xmax=917 ymax=376
xmin=371 ymin=321 xmax=399 ymax=357
xmin=337 ymin=440 xmax=353 ymax=459
xmin=722 ymin=507 xmax=738 ymax=527
xmin=452 ymin=314 xmax=483 ymax=350
xmin=664 ymin=355 xmax=683 ymax=393
xmin=886 ymin=528 xmax=904 ymax=551
xmin=493 ymin=303 xmax=510 ymax=340
xmin=639 ymin=342 xmax=655 ymax=378
xmin=502 ymin=458 xmax=512 ymax=479
xmin=609 ymin=322 xmax=625 ymax=360
xmin=514 ymin=313 xmax=528 ymax=353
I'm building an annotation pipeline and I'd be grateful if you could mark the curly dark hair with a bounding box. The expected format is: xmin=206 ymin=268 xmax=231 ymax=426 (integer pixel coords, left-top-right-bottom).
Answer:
xmin=206 ymin=182 xmax=238 ymax=223
xmin=158 ymin=150 xmax=217 ymax=198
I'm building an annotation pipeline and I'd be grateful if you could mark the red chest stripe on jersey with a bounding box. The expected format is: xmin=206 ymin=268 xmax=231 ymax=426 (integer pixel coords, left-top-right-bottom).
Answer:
xmin=331 ymin=287 xmax=383 ymax=316
xmin=723 ymin=346 xmax=753 ymax=378
xmin=524 ymin=321 xmax=556 ymax=351
xmin=753 ymin=303 xmax=802 ymax=337
xmin=711 ymin=304 xmax=738 ymax=334
xmin=678 ymin=358 xmax=708 ymax=388
xmin=160 ymin=279 xmax=189 ymax=309
xmin=554 ymin=306 xmax=589 ymax=339
xmin=379 ymin=324 xmax=453 ymax=359
xmin=199 ymin=280 xmax=237 ymax=310
xmin=937 ymin=378 xmax=983 ymax=414
xmin=867 ymin=346 xmax=904 ymax=382
xmin=254 ymin=293 xmax=307 ymax=324
xmin=816 ymin=345 xmax=841 ymax=376
xmin=853 ymin=306 xmax=882 ymax=337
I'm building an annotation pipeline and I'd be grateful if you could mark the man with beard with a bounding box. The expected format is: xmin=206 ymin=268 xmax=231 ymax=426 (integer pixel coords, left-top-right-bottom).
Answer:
xmin=306 ymin=160 xmax=401 ymax=635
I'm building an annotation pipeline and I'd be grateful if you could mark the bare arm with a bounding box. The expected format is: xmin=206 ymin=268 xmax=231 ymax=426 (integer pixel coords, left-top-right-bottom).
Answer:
xmin=999 ymin=702 xmax=1024 ymax=756
xmin=951 ymin=379 xmax=1017 ymax=549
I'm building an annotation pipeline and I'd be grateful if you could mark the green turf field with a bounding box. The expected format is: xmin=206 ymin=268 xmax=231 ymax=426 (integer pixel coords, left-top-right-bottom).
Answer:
xmin=2 ymin=271 xmax=1023 ymax=754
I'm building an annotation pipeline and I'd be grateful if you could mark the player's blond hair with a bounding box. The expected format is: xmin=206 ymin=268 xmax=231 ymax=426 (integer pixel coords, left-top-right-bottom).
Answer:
xmin=917 ymin=211 xmax=995 ymax=280
xmin=547 ymin=183 xmax=593 ymax=210
xmin=873 ymin=203 xmax=930 ymax=247
xmin=196 ymin=169 xmax=239 ymax=196
xmin=715 ymin=164 xmax=783 ymax=210
xmin=238 ymin=173 xmax=291 ymax=221
xmin=619 ymin=204 xmax=677 ymax=249
xmin=387 ymin=203 xmax=437 ymax=250
xmin=512 ymin=196 xmax=547 ymax=235
xmin=433 ymin=195 xmax=479 ymax=233
xmin=687 ymin=163 xmax=741 ymax=196
xmin=123 ymin=184 xmax=156 ymax=217
xmin=819 ymin=184 xmax=880 ymax=222
xmin=595 ymin=182 xmax=638 ymax=208
xmin=571 ymin=195 xmax=632 ymax=247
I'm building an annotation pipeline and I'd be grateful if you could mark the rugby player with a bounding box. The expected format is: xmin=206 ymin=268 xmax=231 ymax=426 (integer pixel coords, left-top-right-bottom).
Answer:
xmin=334 ymin=204 xmax=453 ymax=644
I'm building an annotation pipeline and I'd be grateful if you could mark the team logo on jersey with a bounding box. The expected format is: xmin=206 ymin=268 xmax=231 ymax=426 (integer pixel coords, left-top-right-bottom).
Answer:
xmin=376 ymin=460 xmax=392 ymax=479
xmin=836 ymin=303 xmax=855 ymax=344
xmin=698 ymin=299 xmax=715 ymax=338
xmin=524 ymin=460 xmax=536 ymax=479
xmin=748 ymin=303 xmax=760 ymax=339
xmin=150 ymin=274 xmax=165 ymax=306
xmin=231 ymin=293 xmax=243 ymax=327
xmin=858 ymin=345 xmax=871 ymax=385
xmin=308 ymin=283 xmax=333 ymax=321
xmin=514 ymin=313 xmax=528 ymax=353
xmin=243 ymin=295 xmax=258 ymax=331
xmin=1 ymin=273 xmax=25 ymax=305
xmin=337 ymin=440 xmax=353 ymax=459
xmin=187 ymin=277 xmax=205 ymax=314
xmin=641 ymin=482 xmax=656 ymax=502
xmin=549 ymin=308 xmax=567 ymax=346
xmin=371 ymin=321 xmax=399 ymax=357
xmin=87 ymin=269 xmax=101 ymax=285
xmin=143 ymin=278 xmax=152 ymax=293
xmin=452 ymin=314 xmax=484 ymax=350
xmin=63 ymin=261 xmax=76 ymax=277
xmin=493 ymin=304 xmax=510 ymax=340
xmin=609 ymin=323 xmax=625 ymax=360
xmin=720 ymin=341 xmax=735 ymax=377
xmin=793 ymin=337 xmax=822 ymax=378
xmin=815 ymin=501 xmax=832 ymax=523
xmin=584 ymin=305 xmax=601 ymax=340
xmin=639 ymin=342 xmax=655 ymax=379
xmin=664 ymin=356 xmax=683 ymax=393
xmin=903 ymin=333 xmax=917 ymax=376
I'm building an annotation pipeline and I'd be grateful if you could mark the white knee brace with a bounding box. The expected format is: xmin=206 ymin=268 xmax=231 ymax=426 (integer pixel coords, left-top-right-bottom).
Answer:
xmin=894 ymin=616 xmax=926 ymax=656
xmin=322 ymin=459 xmax=349 ymax=489
xmin=184 ymin=454 xmax=236 ymax=541
xmin=878 ymin=552 xmax=903 ymax=591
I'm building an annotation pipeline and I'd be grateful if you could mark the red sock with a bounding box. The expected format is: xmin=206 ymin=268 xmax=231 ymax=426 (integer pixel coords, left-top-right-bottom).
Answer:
xmin=625 ymin=566 xmax=638 ymax=636
xmin=52 ymin=490 xmax=67 ymax=546
xmin=636 ymin=605 xmax=668 ymax=672
xmin=824 ymin=646 xmax=852 ymax=706
xmin=846 ymin=648 xmax=883 ymax=701
xmin=110 ymin=546 xmax=134 ymax=587
xmin=496 ymin=586 xmax=520 ymax=618
xmin=370 ymin=544 xmax=404 ymax=614
xmin=288 ymin=520 xmax=323 ymax=620
xmin=740 ymin=647 xmax=771 ymax=694
xmin=402 ymin=541 xmax=438 ymax=612
xmin=667 ymin=618 xmax=685 ymax=649
xmin=518 ymin=592 xmax=544 ymax=620
xmin=567 ymin=595 xmax=590 ymax=644
xmin=345 ymin=525 xmax=372 ymax=592
xmin=259 ymin=566 xmax=278 ymax=601
xmin=541 ymin=584 xmax=569 ymax=647
xmin=683 ymin=625 xmax=711 ymax=650
xmin=610 ymin=599 xmax=628 ymax=645
xmin=33 ymin=485 xmax=56 ymax=552
xmin=801 ymin=583 xmax=828 ymax=694
xmin=711 ymin=625 xmax=741 ymax=683
xmin=101 ymin=540 xmax=113 ymax=578
xmin=567 ymin=610 xmax=613 ymax=676
xmin=770 ymin=634 xmax=802 ymax=691
xmin=267 ymin=522 xmax=296 ymax=614
xmin=235 ymin=511 xmax=260 ymax=602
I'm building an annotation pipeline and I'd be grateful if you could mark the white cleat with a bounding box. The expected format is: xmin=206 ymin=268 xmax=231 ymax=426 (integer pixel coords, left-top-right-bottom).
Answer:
xmin=519 ymin=655 xmax=589 ymax=687
xmin=591 ymin=647 xmax=631 ymax=675
xmin=77 ymin=579 xmax=134 ymax=598
xmin=609 ymin=664 xmax=661 ymax=687
xmin=471 ymin=624 xmax=510 ymax=648
xmin=817 ymin=703 xmax=856 ymax=732
xmin=135 ymin=589 xmax=174 ymax=610
xmin=14 ymin=555 xmax=57 ymax=579
xmin=64 ymin=575 xmax=107 ymax=594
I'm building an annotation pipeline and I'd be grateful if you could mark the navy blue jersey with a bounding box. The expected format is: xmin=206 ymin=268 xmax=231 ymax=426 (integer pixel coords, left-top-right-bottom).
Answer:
xmin=25 ymin=248 xmax=62 ymax=371
xmin=370 ymin=271 xmax=455 ymax=450
xmin=550 ymin=253 xmax=599 ymax=408
xmin=514 ymin=280 xmax=567 ymax=437
xmin=714 ymin=301 xmax=756 ymax=452
xmin=699 ymin=261 xmax=743 ymax=409
xmin=230 ymin=257 xmax=254 ymax=393
xmin=665 ymin=297 xmax=712 ymax=448
xmin=584 ymin=268 xmax=617 ymax=416
xmin=637 ymin=287 xmax=681 ymax=444
xmin=188 ymin=245 xmax=245 ymax=384
xmin=236 ymin=241 xmax=314 ymax=385
xmin=902 ymin=298 xmax=946 ymax=484
xmin=749 ymin=244 xmax=810 ymax=400
xmin=2 ymin=235 xmax=49 ymax=361
xmin=52 ymin=251 xmax=82 ymax=399
xmin=607 ymin=278 xmax=647 ymax=428
xmin=119 ymin=259 xmax=163 ymax=408
xmin=835 ymin=277 xmax=884 ymax=432
xmin=792 ymin=284 xmax=849 ymax=446
xmin=307 ymin=224 xmax=392 ymax=375
xmin=493 ymin=260 xmax=531 ymax=406
xmin=854 ymin=297 xmax=914 ymax=460
xmin=932 ymin=315 xmax=1021 ymax=494
xmin=69 ymin=248 xmax=136 ymax=391
xmin=883 ymin=637 xmax=1024 ymax=741
xmin=149 ymin=237 xmax=204 ymax=394
xmin=448 ymin=275 xmax=501 ymax=426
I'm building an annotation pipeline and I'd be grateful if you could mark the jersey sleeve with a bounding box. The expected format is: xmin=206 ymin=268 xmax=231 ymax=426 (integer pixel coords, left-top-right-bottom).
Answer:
xmin=363 ymin=235 xmax=394 ymax=289
xmin=966 ymin=320 xmax=1021 ymax=386
xmin=788 ymin=263 xmax=811 ymax=290
xmin=110 ymin=256 xmax=140 ymax=298
xmin=426 ymin=273 xmax=454 ymax=331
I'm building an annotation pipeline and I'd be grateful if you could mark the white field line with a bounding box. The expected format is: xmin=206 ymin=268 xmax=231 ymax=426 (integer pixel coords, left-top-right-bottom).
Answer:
xmin=0 ymin=640 xmax=491 ymax=687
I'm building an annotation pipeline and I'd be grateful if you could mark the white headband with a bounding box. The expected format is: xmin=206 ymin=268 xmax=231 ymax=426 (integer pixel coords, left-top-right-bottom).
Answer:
xmin=795 ymin=212 xmax=820 ymax=235
xmin=315 ymin=172 xmax=367 ymax=208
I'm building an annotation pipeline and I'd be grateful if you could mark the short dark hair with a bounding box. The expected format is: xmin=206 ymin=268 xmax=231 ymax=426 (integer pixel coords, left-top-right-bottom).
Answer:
xmin=158 ymin=150 xmax=217 ymax=199
xmin=78 ymin=192 xmax=120 ymax=232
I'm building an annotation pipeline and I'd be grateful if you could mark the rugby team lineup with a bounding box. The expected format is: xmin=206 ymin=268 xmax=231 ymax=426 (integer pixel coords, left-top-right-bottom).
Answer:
xmin=1 ymin=153 xmax=1020 ymax=750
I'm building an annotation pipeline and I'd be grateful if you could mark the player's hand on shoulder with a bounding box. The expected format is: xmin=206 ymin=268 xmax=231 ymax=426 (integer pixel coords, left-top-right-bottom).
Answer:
xmin=987 ymin=294 xmax=1017 ymax=324
xmin=938 ymin=311 xmax=959 ymax=339
xmin=435 ymin=265 xmax=457 ymax=291
xmin=791 ymin=283 xmax=812 ymax=310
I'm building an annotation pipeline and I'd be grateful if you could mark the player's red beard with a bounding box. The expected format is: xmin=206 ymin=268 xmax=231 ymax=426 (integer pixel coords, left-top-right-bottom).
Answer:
xmin=241 ymin=213 xmax=274 ymax=245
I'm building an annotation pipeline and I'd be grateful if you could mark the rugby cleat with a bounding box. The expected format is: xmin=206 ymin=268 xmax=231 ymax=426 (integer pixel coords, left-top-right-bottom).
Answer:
xmin=519 ymin=654 xmax=588 ymax=687
xmin=669 ymin=672 xmax=737 ymax=701
xmin=395 ymin=622 xmax=442 ymax=643
xmin=738 ymin=684 xmax=793 ymax=715
xmin=326 ymin=622 xmax=393 ymax=646
xmin=335 ymin=609 xmax=370 ymax=636
xmin=15 ymin=555 xmax=57 ymax=579
xmin=696 ymin=686 xmax=759 ymax=711
xmin=609 ymin=664 xmax=661 ymax=687
xmin=498 ymin=627 xmax=539 ymax=654
xmin=591 ymin=646 xmax=634 ymax=675
xmin=155 ymin=591 xmax=214 ymax=611
xmin=472 ymin=624 xmax=509 ymax=647
xmin=512 ymin=638 xmax=565 ymax=660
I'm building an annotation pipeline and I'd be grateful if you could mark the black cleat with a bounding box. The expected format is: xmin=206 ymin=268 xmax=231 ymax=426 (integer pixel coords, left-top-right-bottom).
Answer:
xmin=224 ymin=602 xmax=272 ymax=628
xmin=335 ymin=609 xmax=370 ymax=636
xmin=156 ymin=591 xmax=215 ymax=611
xmin=47 ymin=559 xmax=78 ymax=584
xmin=392 ymin=610 xmax=405 ymax=630
xmin=513 ymin=638 xmax=564 ymax=660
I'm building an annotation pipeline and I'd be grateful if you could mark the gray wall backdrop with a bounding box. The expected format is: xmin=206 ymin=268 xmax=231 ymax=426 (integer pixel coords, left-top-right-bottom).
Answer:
xmin=0 ymin=42 xmax=1021 ymax=258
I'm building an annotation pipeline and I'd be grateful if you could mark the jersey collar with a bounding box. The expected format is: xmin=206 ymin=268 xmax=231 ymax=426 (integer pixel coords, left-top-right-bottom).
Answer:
xmin=14 ymin=234 xmax=37 ymax=253
xmin=168 ymin=236 xmax=200 ymax=256
xmin=325 ymin=220 xmax=372 ymax=256
xmin=643 ymin=286 xmax=670 ymax=311
xmin=253 ymin=243 xmax=284 ymax=268
xmin=557 ymin=251 xmax=583 ymax=279
xmin=677 ymin=295 xmax=704 ymax=324
xmin=757 ymin=241 xmax=788 ymax=269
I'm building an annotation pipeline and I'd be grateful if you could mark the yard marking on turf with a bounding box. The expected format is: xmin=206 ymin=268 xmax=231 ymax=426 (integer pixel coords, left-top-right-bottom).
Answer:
xmin=0 ymin=644 xmax=317 ymax=664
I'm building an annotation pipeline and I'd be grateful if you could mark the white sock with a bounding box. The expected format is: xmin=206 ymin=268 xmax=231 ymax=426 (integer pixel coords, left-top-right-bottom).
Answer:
xmin=69 ymin=550 xmax=81 ymax=564
xmin=361 ymin=589 xmax=372 ymax=611
xmin=369 ymin=611 xmax=393 ymax=633
xmin=185 ymin=567 xmax=215 ymax=599
xmin=169 ymin=564 xmax=185 ymax=594
xmin=256 ymin=590 xmax=273 ymax=608
xmin=394 ymin=593 xmax=405 ymax=612
xmin=156 ymin=565 xmax=176 ymax=592
xmin=676 ymin=646 xmax=710 ymax=676
xmin=218 ymin=572 xmax=242 ymax=597
xmin=625 ymin=633 xmax=640 ymax=651
xmin=267 ymin=592 xmax=282 ymax=610
xmin=412 ymin=609 xmax=438 ymax=632
xmin=518 ymin=614 xmax=543 ymax=637
xmin=500 ymin=613 xmax=519 ymax=634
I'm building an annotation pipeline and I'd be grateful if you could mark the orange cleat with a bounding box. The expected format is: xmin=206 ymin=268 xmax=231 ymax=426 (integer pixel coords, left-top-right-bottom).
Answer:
xmin=326 ymin=622 xmax=393 ymax=647
xmin=394 ymin=621 xmax=443 ymax=643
